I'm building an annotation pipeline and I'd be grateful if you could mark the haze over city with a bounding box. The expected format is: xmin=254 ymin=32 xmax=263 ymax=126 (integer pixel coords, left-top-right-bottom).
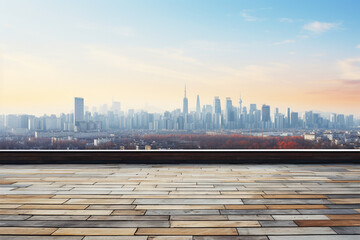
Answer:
xmin=1 ymin=0 xmax=360 ymax=115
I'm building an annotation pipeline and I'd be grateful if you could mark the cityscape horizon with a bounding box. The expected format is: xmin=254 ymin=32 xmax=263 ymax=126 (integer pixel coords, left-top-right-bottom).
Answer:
xmin=1 ymin=90 xmax=358 ymax=134
xmin=1 ymin=90 xmax=359 ymax=118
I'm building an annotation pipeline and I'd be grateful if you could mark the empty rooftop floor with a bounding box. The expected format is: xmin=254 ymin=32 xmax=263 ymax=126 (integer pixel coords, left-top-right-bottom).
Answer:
xmin=0 ymin=164 xmax=360 ymax=239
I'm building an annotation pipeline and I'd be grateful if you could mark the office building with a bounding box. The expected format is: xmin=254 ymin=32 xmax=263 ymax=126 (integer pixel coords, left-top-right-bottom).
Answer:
xmin=183 ymin=86 xmax=188 ymax=114
xmin=74 ymin=97 xmax=84 ymax=123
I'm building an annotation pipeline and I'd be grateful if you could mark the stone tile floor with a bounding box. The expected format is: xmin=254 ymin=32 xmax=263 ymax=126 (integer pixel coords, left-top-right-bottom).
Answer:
xmin=0 ymin=164 xmax=360 ymax=239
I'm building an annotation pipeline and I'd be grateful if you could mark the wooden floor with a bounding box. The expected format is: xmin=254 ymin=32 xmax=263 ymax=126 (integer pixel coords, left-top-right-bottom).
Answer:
xmin=0 ymin=164 xmax=360 ymax=239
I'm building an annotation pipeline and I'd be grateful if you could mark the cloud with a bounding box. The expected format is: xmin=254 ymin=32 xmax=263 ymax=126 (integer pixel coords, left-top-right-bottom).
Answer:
xmin=340 ymin=79 xmax=360 ymax=85
xmin=357 ymin=45 xmax=360 ymax=49
xmin=143 ymin=48 xmax=203 ymax=65
xmin=338 ymin=58 xmax=360 ymax=80
xmin=289 ymin=52 xmax=296 ymax=55
xmin=303 ymin=21 xmax=340 ymax=34
xmin=214 ymin=62 xmax=289 ymax=83
xmin=0 ymin=23 xmax=13 ymax=29
xmin=273 ymin=39 xmax=295 ymax=45
xmin=240 ymin=10 xmax=260 ymax=22
xmin=279 ymin=18 xmax=293 ymax=23
xmin=84 ymin=45 xmax=193 ymax=81
xmin=311 ymin=53 xmax=324 ymax=57
xmin=77 ymin=23 xmax=136 ymax=37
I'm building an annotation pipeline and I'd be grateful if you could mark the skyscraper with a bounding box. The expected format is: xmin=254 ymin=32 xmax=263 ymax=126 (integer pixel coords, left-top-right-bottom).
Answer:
xmin=261 ymin=105 xmax=271 ymax=122
xmin=74 ymin=97 xmax=84 ymax=123
xmin=196 ymin=95 xmax=200 ymax=114
xmin=287 ymin=107 xmax=291 ymax=127
xmin=291 ymin=112 xmax=298 ymax=128
xmin=262 ymin=104 xmax=271 ymax=129
xmin=111 ymin=101 xmax=121 ymax=114
xmin=249 ymin=104 xmax=257 ymax=114
xmin=213 ymin=96 xmax=222 ymax=129
xmin=213 ymin=97 xmax=221 ymax=114
xmin=183 ymin=85 xmax=188 ymax=114
xmin=239 ymin=95 xmax=243 ymax=116
xmin=226 ymin=97 xmax=233 ymax=122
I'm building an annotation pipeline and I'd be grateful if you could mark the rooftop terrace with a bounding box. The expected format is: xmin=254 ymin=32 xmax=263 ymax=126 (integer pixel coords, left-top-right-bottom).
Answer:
xmin=1 ymin=164 xmax=360 ymax=239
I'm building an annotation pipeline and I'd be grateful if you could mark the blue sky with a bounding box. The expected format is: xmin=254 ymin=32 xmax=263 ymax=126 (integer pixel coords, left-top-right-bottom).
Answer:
xmin=0 ymin=0 xmax=360 ymax=115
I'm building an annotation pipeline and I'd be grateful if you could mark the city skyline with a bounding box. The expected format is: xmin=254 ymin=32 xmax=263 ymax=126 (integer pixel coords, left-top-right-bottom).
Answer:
xmin=1 ymin=0 xmax=360 ymax=115
xmin=0 ymin=92 xmax=359 ymax=119
xmin=1 ymin=94 xmax=357 ymax=131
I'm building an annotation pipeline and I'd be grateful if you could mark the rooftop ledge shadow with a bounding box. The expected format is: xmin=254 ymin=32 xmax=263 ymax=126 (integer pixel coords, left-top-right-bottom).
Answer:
xmin=0 ymin=150 xmax=360 ymax=164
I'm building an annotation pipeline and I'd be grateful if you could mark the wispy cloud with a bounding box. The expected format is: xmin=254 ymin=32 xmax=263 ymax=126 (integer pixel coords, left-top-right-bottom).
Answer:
xmin=143 ymin=48 xmax=203 ymax=65
xmin=84 ymin=45 xmax=194 ymax=81
xmin=77 ymin=23 xmax=136 ymax=37
xmin=338 ymin=58 xmax=360 ymax=80
xmin=303 ymin=21 xmax=341 ymax=34
xmin=0 ymin=23 xmax=13 ymax=29
xmin=357 ymin=44 xmax=360 ymax=49
xmin=273 ymin=39 xmax=295 ymax=45
xmin=279 ymin=18 xmax=293 ymax=23
xmin=240 ymin=10 xmax=261 ymax=22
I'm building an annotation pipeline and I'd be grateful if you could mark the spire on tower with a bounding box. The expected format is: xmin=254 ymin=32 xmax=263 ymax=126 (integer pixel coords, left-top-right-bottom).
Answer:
xmin=239 ymin=93 xmax=243 ymax=116
xmin=184 ymin=85 xmax=187 ymax=98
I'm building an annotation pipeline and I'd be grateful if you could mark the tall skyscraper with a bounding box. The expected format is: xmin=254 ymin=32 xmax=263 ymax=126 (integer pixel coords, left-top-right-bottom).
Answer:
xmin=239 ymin=95 xmax=243 ymax=116
xmin=74 ymin=97 xmax=84 ymax=123
xmin=111 ymin=101 xmax=121 ymax=114
xmin=249 ymin=104 xmax=257 ymax=114
xmin=183 ymin=85 xmax=188 ymax=114
xmin=287 ymin=107 xmax=291 ymax=127
xmin=226 ymin=97 xmax=233 ymax=122
xmin=291 ymin=112 xmax=299 ymax=128
xmin=196 ymin=95 xmax=201 ymax=114
xmin=213 ymin=96 xmax=221 ymax=114
xmin=261 ymin=105 xmax=271 ymax=122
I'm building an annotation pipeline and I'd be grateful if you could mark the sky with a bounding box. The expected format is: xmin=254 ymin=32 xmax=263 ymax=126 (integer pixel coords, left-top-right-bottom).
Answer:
xmin=0 ymin=0 xmax=360 ymax=116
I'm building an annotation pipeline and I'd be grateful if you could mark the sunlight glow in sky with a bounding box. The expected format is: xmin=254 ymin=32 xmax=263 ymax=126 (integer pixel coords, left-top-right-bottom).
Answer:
xmin=0 ymin=0 xmax=360 ymax=115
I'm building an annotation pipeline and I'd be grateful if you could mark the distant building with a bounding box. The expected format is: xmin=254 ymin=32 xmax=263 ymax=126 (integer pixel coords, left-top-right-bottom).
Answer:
xmin=262 ymin=105 xmax=271 ymax=129
xmin=183 ymin=86 xmax=188 ymax=114
xmin=287 ymin=107 xmax=291 ymax=127
xmin=226 ymin=98 xmax=234 ymax=122
xmin=261 ymin=105 xmax=271 ymax=122
xmin=196 ymin=95 xmax=201 ymax=114
xmin=74 ymin=97 xmax=84 ymax=123
xmin=249 ymin=104 xmax=256 ymax=114
xmin=213 ymin=96 xmax=221 ymax=114
xmin=304 ymin=133 xmax=316 ymax=141
xmin=291 ymin=112 xmax=298 ymax=128
xmin=305 ymin=111 xmax=313 ymax=128
xmin=111 ymin=101 xmax=121 ymax=114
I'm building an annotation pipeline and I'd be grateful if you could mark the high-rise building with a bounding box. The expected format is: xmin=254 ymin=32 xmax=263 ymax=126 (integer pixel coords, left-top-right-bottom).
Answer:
xmin=196 ymin=95 xmax=201 ymax=114
xmin=183 ymin=85 xmax=188 ymax=114
xmin=226 ymin=98 xmax=234 ymax=128
xmin=74 ymin=97 xmax=84 ymax=123
xmin=111 ymin=101 xmax=121 ymax=114
xmin=226 ymin=98 xmax=233 ymax=121
xmin=287 ymin=107 xmax=291 ymax=127
xmin=337 ymin=114 xmax=345 ymax=128
xmin=291 ymin=112 xmax=298 ymax=128
xmin=249 ymin=104 xmax=256 ymax=114
xmin=262 ymin=105 xmax=271 ymax=129
xmin=305 ymin=111 xmax=313 ymax=128
xmin=261 ymin=105 xmax=271 ymax=122
xmin=346 ymin=115 xmax=354 ymax=128
xmin=213 ymin=96 xmax=221 ymax=114
xmin=239 ymin=96 xmax=243 ymax=116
